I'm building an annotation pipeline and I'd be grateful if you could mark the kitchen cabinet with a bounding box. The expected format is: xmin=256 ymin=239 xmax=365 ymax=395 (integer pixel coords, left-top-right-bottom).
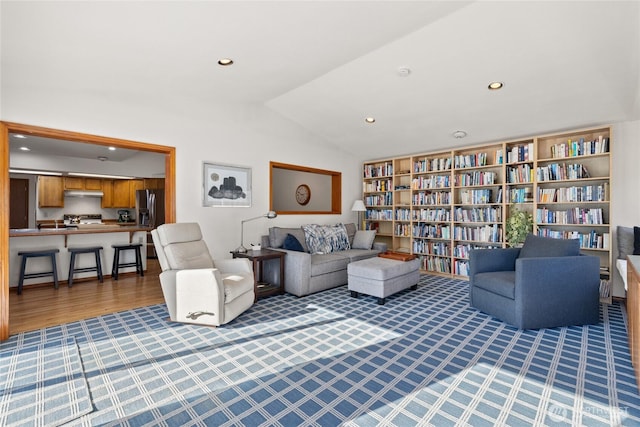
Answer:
xmin=38 ymin=176 xmax=64 ymax=207
xmin=129 ymin=179 xmax=144 ymax=207
xmin=84 ymin=178 xmax=102 ymax=190
xmin=101 ymin=179 xmax=114 ymax=208
xmin=64 ymin=177 xmax=84 ymax=190
xmin=143 ymin=178 xmax=164 ymax=190
xmin=112 ymin=180 xmax=131 ymax=208
xmin=64 ymin=177 xmax=103 ymax=191
xmin=112 ymin=179 xmax=144 ymax=208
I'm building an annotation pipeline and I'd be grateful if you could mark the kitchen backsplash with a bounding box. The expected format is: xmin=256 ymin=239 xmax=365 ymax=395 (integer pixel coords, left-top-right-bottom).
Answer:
xmin=37 ymin=196 xmax=129 ymax=221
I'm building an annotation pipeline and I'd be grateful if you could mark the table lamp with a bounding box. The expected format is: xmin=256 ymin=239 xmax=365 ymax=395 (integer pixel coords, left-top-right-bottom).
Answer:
xmin=236 ymin=211 xmax=278 ymax=253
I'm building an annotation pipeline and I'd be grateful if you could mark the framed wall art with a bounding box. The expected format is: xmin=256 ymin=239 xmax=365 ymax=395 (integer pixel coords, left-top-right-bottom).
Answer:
xmin=203 ymin=162 xmax=251 ymax=207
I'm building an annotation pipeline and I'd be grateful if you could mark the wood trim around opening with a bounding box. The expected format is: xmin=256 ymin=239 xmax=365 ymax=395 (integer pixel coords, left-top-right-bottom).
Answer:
xmin=269 ymin=161 xmax=341 ymax=215
xmin=0 ymin=121 xmax=176 ymax=341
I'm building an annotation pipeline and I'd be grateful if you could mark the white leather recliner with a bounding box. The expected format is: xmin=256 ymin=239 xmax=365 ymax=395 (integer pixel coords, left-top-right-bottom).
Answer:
xmin=151 ymin=222 xmax=255 ymax=326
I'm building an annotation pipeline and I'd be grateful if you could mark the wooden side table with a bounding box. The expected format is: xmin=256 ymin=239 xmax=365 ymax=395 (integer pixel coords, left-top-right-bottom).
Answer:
xmin=231 ymin=249 xmax=285 ymax=301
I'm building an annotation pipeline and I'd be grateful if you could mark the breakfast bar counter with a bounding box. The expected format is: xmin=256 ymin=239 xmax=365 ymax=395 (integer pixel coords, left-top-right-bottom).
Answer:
xmin=9 ymin=225 xmax=153 ymax=290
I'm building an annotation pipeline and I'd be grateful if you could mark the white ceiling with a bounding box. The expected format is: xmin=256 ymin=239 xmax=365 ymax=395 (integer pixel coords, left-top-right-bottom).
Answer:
xmin=2 ymin=1 xmax=639 ymax=160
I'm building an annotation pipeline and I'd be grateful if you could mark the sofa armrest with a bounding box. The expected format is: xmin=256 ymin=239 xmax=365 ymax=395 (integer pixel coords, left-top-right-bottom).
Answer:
xmin=515 ymin=255 xmax=600 ymax=328
xmin=470 ymin=248 xmax=520 ymax=276
xmin=373 ymin=242 xmax=388 ymax=252
xmin=270 ymin=248 xmax=312 ymax=297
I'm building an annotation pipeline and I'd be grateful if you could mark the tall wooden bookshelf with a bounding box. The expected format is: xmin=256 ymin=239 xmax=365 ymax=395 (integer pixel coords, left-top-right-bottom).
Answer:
xmin=362 ymin=125 xmax=612 ymax=292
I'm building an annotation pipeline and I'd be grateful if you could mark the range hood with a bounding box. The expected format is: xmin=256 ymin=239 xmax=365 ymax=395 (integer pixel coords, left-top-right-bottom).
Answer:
xmin=64 ymin=190 xmax=104 ymax=198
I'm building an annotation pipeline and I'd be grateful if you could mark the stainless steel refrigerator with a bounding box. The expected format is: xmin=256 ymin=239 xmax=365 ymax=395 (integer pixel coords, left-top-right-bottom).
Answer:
xmin=136 ymin=189 xmax=165 ymax=258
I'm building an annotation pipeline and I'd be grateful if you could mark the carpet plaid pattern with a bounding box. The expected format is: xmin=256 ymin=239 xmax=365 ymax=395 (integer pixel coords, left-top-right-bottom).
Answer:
xmin=3 ymin=275 xmax=640 ymax=426
xmin=0 ymin=336 xmax=92 ymax=426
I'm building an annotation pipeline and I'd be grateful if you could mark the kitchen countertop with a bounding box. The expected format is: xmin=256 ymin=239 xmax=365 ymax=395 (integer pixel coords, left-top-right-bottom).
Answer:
xmin=10 ymin=225 xmax=153 ymax=237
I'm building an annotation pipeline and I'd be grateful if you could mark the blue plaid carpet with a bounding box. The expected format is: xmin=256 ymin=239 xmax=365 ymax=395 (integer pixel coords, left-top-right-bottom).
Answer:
xmin=0 ymin=336 xmax=92 ymax=426
xmin=3 ymin=275 xmax=640 ymax=426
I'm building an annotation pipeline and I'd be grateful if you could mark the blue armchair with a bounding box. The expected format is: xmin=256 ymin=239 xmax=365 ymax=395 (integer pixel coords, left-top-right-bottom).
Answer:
xmin=469 ymin=234 xmax=600 ymax=329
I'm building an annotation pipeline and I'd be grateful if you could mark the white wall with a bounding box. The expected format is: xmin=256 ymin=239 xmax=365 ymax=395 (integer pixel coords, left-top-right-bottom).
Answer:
xmin=4 ymin=79 xmax=637 ymax=294
xmin=611 ymin=119 xmax=640 ymax=297
xmin=1 ymin=91 xmax=362 ymax=261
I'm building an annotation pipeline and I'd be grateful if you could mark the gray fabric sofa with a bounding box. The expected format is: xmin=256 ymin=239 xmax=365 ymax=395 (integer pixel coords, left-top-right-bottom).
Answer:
xmin=261 ymin=223 xmax=386 ymax=297
xmin=469 ymin=234 xmax=600 ymax=329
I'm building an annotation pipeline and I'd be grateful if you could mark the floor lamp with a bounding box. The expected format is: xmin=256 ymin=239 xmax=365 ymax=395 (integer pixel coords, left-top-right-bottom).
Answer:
xmin=351 ymin=200 xmax=366 ymax=230
xmin=236 ymin=211 xmax=278 ymax=253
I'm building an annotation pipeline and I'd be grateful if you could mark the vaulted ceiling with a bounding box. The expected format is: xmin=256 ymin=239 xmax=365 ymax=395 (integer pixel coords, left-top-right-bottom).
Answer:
xmin=2 ymin=1 xmax=639 ymax=160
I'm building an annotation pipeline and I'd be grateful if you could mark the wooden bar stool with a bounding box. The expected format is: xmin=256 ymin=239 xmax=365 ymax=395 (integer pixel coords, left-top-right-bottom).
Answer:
xmin=111 ymin=243 xmax=144 ymax=280
xmin=68 ymin=246 xmax=104 ymax=287
xmin=17 ymin=248 xmax=60 ymax=295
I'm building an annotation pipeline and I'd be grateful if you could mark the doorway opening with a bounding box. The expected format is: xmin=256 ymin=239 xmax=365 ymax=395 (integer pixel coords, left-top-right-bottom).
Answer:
xmin=0 ymin=121 xmax=176 ymax=341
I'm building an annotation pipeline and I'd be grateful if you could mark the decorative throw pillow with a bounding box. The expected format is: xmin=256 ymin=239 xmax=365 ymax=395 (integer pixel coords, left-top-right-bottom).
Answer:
xmin=282 ymin=233 xmax=304 ymax=252
xmin=302 ymin=224 xmax=351 ymax=254
xmin=352 ymin=230 xmax=377 ymax=250
xmin=518 ymin=234 xmax=580 ymax=258
xmin=634 ymin=227 xmax=640 ymax=255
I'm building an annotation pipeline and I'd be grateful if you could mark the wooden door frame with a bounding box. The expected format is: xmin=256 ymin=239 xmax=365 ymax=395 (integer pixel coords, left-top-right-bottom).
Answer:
xmin=0 ymin=121 xmax=176 ymax=340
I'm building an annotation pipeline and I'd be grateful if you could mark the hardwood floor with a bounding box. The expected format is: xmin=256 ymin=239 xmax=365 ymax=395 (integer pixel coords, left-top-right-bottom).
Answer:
xmin=8 ymin=259 xmax=165 ymax=336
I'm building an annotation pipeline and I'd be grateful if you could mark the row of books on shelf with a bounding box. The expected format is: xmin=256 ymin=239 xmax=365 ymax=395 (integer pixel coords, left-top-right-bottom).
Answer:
xmin=365 ymin=209 xmax=393 ymax=220
xmin=395 ymin=208 xmax=411 ymax=221
xmin=599 ymin=279 xmax=611 ymax=299
xmin=413 ymin=224 xmax=451 ymax=239
xmin=454 ymin=243 xmax=501 ymax=258
xmin=413 ymin=241 xmax=450 ymax=256
xmin=507 ymin=164 xmax=534 ymax=183
xmin=414 ymin=208 xmax=451 ymax=222
xmin=453 ymin=206 xmax=502 ymax=223
xmin=414 ymin=157 xmax=452 ymax=173
xmin=412 ymin=174 xmax=450 ymax=190
xmin=365 ymin=193 xmax=393 ymax=206
xmin=548 ymin=136 xmax=609 ymax=159
xmin=459 ymin=188 xmax=496 ymax=205
xmin=453 ymin=260 xmax=470 ymax=276
xmin=363 ymin=162 xmax=393 ymax=178
xmin=453 ymin=224 xmax=502 ymax=243
xmin=537 ymin=163 xmax=590 ymax=181
xmin=395 ymin=223 xmax=413 ymax=237
xmin=421 ymin=256 xmax=451 ymax=274
xmin=508 ymin=187 xmax=533 ymax=203
xmin=454 ymin=152 xmax=489 ymax=169
xmin=536 ymin=229 xmax=610 ymax=250
xmin=496 ymin=143 xmax=535 ymax=164
xmin=455 ymin=171 xmax=497 ymax=186
xmin=413 ymin=191 xmax=452 ymax=205
xmin=536 ymin=207 xmax=605 ymax=225
xmin=537 ymin=183 xmax=609 ymax=203
xmin=412 ymin=242 xmax=503 ymax=259
xmin=363 ymin=179 xmax=392 ymax=192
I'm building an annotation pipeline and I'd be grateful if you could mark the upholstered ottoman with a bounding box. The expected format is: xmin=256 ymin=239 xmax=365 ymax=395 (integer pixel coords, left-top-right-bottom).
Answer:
xmin=347 ymin=257 xmax=420 ymax=305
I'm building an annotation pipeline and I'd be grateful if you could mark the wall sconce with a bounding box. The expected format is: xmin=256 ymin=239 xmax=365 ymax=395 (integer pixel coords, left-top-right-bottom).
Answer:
xmin=351 ymin=200 xmax=366 ymax=230
xmin=236 ymin=211 xmax=278 ymax=253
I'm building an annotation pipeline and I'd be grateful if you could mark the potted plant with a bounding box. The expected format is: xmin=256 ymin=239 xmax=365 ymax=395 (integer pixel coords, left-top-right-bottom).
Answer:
xmin=505 ymin=206 xmax=533 ymax=247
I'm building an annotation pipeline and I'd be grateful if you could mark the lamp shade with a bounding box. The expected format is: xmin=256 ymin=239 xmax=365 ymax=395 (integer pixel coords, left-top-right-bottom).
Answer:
xmin=351 ymin=200 xmax=366 ymax=212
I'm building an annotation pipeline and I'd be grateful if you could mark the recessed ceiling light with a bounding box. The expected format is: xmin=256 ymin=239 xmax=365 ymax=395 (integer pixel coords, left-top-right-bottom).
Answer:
xmin=218 ymin=58 xmax=234 ymax=66
xmin=19 ymin=146 xmax=31 ymax=151
xmin=488 ymin=81 xmax=504 ymax=90
xmin=97 ymin=156 xmax=108 ymax=161
xmin=452 ymin=130 xmax=468 ymax=139
xmin=365 ymin=117 xmax=376 ymax=124
xmin=108 ymin=146 xmax=116 ymax=151
xmin=397 ymin=67 xmax=411 ymax=77
xmin=13 ymin=134 xmax=27 ymax=139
